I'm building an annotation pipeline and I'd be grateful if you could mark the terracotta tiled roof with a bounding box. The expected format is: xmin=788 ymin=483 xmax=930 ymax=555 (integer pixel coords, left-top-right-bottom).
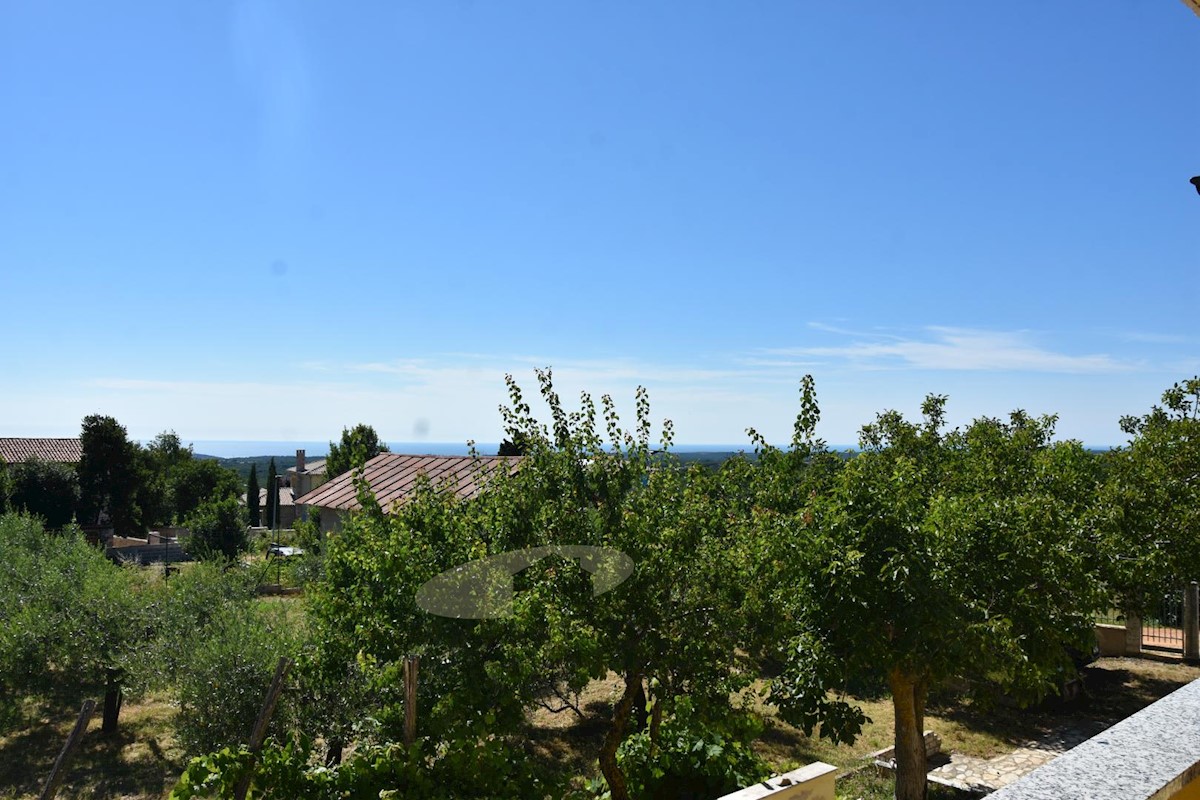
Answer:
xmin=295 ymin=453 xmax=520 ymax=513
xmin=0 ymin=438 xmax=83 ymax=464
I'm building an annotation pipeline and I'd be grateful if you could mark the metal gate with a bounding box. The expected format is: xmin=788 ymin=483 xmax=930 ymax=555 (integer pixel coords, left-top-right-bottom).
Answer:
xmin=1144 ymin=590 xmax=1184 ymax=653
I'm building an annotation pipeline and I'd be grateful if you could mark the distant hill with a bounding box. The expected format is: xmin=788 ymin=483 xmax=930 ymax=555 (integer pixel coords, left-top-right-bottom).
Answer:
xmin=201 ymin=445 xmax=1112 ymax=484
xmin=671 ymin=451 xmax=758 ymax=469
xmin=196 ymin=455 xmax=302 ymax=483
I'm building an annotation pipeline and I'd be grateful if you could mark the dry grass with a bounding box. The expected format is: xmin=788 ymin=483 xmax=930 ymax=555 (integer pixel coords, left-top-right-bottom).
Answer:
xmin=0 ymin=657 xmax=1195 ymax=799
xmin=523 ymin=657 xmax=1200 ymax=790
xmin=525 ymin=672 xmax=628 ymax=782
xmin=0 ymin=693 xmax=185 ymax=800
xmin=756 ymin=657 xmax=1200 ymax=772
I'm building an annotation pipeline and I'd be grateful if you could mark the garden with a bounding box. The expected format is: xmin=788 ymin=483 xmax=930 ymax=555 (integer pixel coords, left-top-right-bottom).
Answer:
xmin=0 ymin=372 xmax=1197 ymax=800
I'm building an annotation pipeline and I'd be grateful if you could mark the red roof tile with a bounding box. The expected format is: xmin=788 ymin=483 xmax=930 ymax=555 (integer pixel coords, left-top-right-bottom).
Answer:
xmin=0 ymin=438 xmax=83 ymax=464
xmin=295 ymin=453 xmax=520 ymax=513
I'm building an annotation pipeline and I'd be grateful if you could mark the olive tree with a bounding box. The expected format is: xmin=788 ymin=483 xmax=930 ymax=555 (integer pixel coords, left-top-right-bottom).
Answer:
xmin=0 ymin=513 xmax=150 ymax=732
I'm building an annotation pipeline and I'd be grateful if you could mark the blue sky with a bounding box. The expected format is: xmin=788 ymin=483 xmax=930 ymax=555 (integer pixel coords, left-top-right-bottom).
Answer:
xmin=1 ymin=2 xmax=1197 ymax=449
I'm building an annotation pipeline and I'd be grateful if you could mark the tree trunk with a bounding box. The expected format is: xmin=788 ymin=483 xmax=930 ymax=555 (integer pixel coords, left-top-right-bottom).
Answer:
xmin=599 ymin=671 xmax=642 ymax=800
xmin=889 ymin=667 xmax=928 ymax=800
xmin=631 ymin=679 xmax=649 ymax=732
xmin=324 ymin=739 xmax=343 ymax=767
xmin=101 ymin=669 xmax=122 ymax=734
xmin=648 ymin=690 xmax=663 ymax=758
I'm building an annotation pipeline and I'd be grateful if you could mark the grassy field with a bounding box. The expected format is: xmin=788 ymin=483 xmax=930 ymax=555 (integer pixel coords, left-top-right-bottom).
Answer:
xmin=2 ymin=657 xmax=1196 ymax=799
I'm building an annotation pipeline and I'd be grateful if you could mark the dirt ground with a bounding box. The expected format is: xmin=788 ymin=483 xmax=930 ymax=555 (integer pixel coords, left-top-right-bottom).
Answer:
xmin=3 ymin=657 xmax=1197 ymax=799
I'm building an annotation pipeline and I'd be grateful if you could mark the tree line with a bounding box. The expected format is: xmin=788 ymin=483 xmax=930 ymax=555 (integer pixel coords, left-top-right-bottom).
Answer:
xmin=1 ymin=375 xmax=1196 ymax=800
xmin=0 ymin=416 xmax=242 ymax=536
xmin=178 ymin=372 xmax=1200 ymax=800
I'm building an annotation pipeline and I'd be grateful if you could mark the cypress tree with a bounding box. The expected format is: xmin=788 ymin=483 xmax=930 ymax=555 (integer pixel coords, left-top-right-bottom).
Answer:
xmin=265 ymin=458 xmax=278 ymax=530
xmin=246 ymin=464 xmax=260 ymax=527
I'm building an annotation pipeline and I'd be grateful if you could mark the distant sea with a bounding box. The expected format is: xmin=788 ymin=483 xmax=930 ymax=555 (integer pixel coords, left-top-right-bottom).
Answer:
xmin=183 ymin=441 xmax=771 ymax=459
xmin=150 ymin=440 xmax=1116 ymax=459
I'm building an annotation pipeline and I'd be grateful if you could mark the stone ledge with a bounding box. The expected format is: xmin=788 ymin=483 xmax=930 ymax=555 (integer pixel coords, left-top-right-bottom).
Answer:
xmin=986 ymin=678 xmax=1200 ymax=800
xmin=718 ymin=762 xmax=838 ymax=800
xmin=867 ymin=730 xmax=943 ymax=765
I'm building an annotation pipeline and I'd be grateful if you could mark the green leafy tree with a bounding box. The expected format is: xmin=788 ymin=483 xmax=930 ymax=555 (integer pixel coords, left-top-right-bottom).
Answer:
xmin=247 ymin=464 xmax=261 ymax=527
xmin=307 ymin=372 xmax=751 ymax=800
xmin=265 ymin=458 xmax=279 ymax=530
xmin=186 ymin=496 xmax=248 ymax=560
xmin=174 ymin=602 xmax=302 ymax=755
xmin=757 ymin=384 xmax=1102 ymax=800
xmin=325 ymin=424 xmax=390 ymax=478
xmin=304 ymin=474 xmax=526 ymax=759
xmin=8 ymin=459 xmax=80 ymax=529
xmin=0 ymin=513 xmax=150 ymax=732
xmin=171 ymin=735 xmax=559 ymax=799
xmin=1095 ymin=377 xmax=1200 ymax=613
xmin=490 ymin=371 xmax=754 ymax=800
xmin=134 ymin=431 xmax=239 ymax=526
xmin=170 ymin=459 xmax=241 ymax=523
xmin=78 ymin=414 xmax=144 ymax=534
xmin=614 ymin=697 xmax=770 ymax=800
xmin=738 ymin=376 xmax=847 ymax=662
xmin=496 ymin=435 xmax=527 ymax=457
xmin=139 ymin=431 xmax=194 ymax=526
xmin=0 ymin=459 xmax=12 ymax=512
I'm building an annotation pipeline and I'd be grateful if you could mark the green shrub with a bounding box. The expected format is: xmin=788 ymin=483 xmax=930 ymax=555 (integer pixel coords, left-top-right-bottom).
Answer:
xmin=0 ymin=513 xmax=147 ymax=710
xmin=171 ymin=735 xmax=561 ymax=799
xmin=174 ymin=602 xmax=302 ymax=756
xmin=139 ymin=560 xmax=258 ymax=690
xmin=613 ymin=698 xmax=770 ymax=800
xmin=289 ymin=517 xmax=325 ymax=587
xmin=8 ymin=459 xmax=80 ymax=529
xmin=185 ymin=496 xmax=248 ymax=560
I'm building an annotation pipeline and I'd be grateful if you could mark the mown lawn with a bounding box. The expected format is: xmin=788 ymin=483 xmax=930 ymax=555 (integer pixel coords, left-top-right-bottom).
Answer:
xmin=2 ymin=657 xmax=1196 ymax=799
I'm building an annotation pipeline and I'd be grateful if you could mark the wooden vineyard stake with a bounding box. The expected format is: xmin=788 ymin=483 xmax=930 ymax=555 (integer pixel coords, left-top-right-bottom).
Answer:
xmin=233 ymin=656 xmax=293 ymax=800
xmin=39 ymin=699 xmax=96 ymax=800
xmin=404 ymin=655 xmax=419 ymax=747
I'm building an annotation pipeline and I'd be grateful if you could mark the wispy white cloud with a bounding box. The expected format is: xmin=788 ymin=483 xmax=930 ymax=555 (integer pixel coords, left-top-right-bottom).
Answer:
xmin=1164 ymin=358 xmax=1200 ymax=375
xmin=1117 ymin=331 xmax=1191 ymax=345
xmin=317 ymin=355 xmax=781 ymax=387
xmin=735 ymin=357 xmax=823 ymax=369
xmin=77 ymin=355 xmax=798 ymax=444
xmin=805 ymin=321 xmax=902 ymax=340
xmin=37 ymin=336 xmax=1165 ymax=447
xmin=768 ymin=326 xmax=1132 ymax=374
